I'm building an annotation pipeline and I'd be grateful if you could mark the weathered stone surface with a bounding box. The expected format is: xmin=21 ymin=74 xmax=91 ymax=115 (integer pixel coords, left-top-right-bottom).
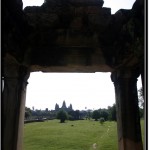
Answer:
xmin=4 ymin=0 xmax=144 ymax=71
xmin=23 ymin=0 xmax=114 ymax=69
xmin=44 ymin=0 xmax=104 ymax=7
xmin=4 ymin=3 xmax=31 ymax=63
xmin=69 ymin=0 xmax=104 ymax=6
xmin=22 ymin=0 xmax=145 ymax=72
xmin=111 ymin=68 xmax=143 ymax=150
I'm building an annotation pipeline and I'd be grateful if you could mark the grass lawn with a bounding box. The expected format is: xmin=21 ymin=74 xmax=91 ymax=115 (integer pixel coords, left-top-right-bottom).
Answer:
xmin=140 ymin=119 xmax=145 ymax=144
xmin=23 ymin=119 xmax=144 ymax=150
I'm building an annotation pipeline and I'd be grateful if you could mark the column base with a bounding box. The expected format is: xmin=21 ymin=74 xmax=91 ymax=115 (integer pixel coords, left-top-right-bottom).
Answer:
xmin=119 ymin=138 xmax=143 ymax=150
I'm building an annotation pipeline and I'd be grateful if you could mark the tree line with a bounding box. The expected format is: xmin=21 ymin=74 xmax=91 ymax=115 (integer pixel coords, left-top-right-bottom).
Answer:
xmin=25 ymin=87 xmax=144 ymax=123
xmin=25 ymin=103 xmax=117 ymax=123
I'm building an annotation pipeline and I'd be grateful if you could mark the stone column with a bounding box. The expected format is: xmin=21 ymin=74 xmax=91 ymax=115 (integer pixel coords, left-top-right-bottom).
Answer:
xmin=16 ymin=67 xmax=30 ymax=150
xmin=111 ymin=68 xmax=143 ymax=150
xmin=2 ymin=54 xmax=30 ymax=150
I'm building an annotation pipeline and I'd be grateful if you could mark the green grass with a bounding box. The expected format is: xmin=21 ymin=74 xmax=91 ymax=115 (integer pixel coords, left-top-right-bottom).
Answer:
xmin=140 ymin=119 xmax=144 ymax=143
xmin=23 ymin=119 xmax=144 ymax=150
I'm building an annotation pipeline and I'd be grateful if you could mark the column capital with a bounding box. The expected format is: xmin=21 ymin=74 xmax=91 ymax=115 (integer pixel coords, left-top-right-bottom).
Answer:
xmin=3 ymin=53 xmax=30 ymax=83
xmin=111 ymin=67 xmax=140 ymax=84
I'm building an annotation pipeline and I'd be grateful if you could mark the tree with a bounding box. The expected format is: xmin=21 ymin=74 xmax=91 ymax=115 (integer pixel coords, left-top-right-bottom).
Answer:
xmin=25 ymin=111 xmax=31 ymax=120
xmin=86 ymin=109 xmax=92 ymax=120
xmin=37 ymin=109 xmax=43 ymax=118
xmin=92 ymin=110 xmax=100 ymax=121
xmin=138 ymin=87 xmax=144 ymax=109
xmin=68 ymin=110 xmax=75 ymax=120
xmin=139 ymin=108 xmax=144 ymax=118
xmin=138 ymin=87 xmax=144 ymax=118
xmin=74 ymin=110 xmax=80 ymax=120
xmin=24 ymin=107 xmax=32 ymax=120
xmin=107 ymin=104 xmax=117 ymax=121
xmin=111 ymin=104 xmax=117 ymax=121
xmin=57 ymin=110 xmax=68 ymax=123
xmin=99 ymin=109 xmax=109 ymax=121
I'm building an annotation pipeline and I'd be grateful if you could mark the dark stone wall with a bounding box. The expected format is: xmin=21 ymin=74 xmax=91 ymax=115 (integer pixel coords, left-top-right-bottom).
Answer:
xmin=3 ymin=0 xmax=144 ymax=72
xmin=3 ymin=0 xmax=31 ymax=64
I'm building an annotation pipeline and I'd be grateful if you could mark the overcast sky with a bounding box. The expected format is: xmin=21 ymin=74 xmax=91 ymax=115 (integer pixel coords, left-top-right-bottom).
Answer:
xmin=23 ymin=0 xmax=139 ymax=111
xmin=26 ymin=72 xmax=142 ymax=111
xmin=23 ymin=0 xmax=136 ymax=14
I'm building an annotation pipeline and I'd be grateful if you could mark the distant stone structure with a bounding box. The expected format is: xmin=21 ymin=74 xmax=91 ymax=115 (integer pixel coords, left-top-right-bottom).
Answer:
xmin=55 ymin=100 xmax=73 ymax=112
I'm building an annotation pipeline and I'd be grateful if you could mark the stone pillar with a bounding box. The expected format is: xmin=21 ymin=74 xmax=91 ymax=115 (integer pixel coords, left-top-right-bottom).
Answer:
xmin=2 ymin=54 xmax=30 ymax=150
xmin=111 ymin=68 xmax=143 ymax=150
xmin=16 ymin=67 xmax=29 ymax=150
